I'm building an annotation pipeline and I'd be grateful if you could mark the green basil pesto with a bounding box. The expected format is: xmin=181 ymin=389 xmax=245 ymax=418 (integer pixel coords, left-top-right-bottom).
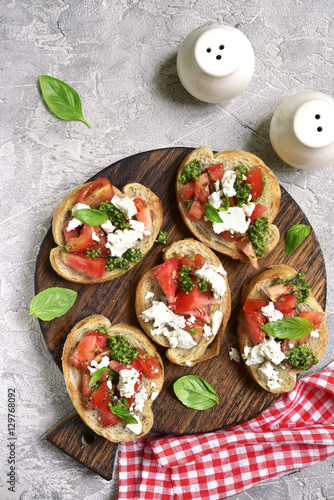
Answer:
xmin=179 ymin=265 xmax=195 ymax=294
xmin=106 ymin=248 xmax=142 ymax=272
xmin=114 ymin=396 xmax=129 ymax=410
xmin=96 ymin=326 xmax=108 ymax=334
xmin=233 ymin=166 xmax=251 ymax=207
xmin=86 ymin=248 xmax=102 ymax=258
xmin=156 ymin=230 xmax=168 ymax=244
xmin=247 ymin=217 xmax=268 ymax=257
xmin=108 ymin=335 xmax=139 ymax=365
xmin=286 ymin=343 xmax=318 ymax=371
xmin=179 ymin=159 xmax=203 ymax=184
xmin=274 ymin=272 xmax=310 ymax=304
xmin=98 ymin=201 xmax=130 ymax=229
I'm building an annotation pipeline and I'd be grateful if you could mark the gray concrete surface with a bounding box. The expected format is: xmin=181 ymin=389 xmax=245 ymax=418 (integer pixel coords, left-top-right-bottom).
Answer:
xmin=1 ymin=0 xmax=333 ymax=499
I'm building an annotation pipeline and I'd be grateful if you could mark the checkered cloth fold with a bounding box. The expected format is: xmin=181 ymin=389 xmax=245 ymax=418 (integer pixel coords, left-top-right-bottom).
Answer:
xmin=119 ymin=361 xmax=334 ymax=500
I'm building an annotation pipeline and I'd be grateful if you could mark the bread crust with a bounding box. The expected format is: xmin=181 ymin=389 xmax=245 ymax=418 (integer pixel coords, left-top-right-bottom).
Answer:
xmin=62 ymin=315 xmax=164 ymax=442
xmin=50 ymin=181 xmax=163 ymax=283
xmin=135 ymin=238 xmax=231 ymax=366
xmin=176 ymin=147 xmax=281 ymax=263
xmin=237 ymin=265 xmax=327 ymax=393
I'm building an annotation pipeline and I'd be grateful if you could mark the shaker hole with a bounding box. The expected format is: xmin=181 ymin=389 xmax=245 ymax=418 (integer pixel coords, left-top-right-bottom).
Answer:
xmin=315 ymin=114 xmax=321 ymax=119
xmin=216 ymin=55 xmax=222 ymax=60
xmin=82 ymin=432 xmax=95 ymax=446
xmin=206 ymin=48 xmax=211 ymax=53
xmin=219 ymin=45 xmax=225 ymax=50
xmin=317 ymin=127 xmax=323 ymax=132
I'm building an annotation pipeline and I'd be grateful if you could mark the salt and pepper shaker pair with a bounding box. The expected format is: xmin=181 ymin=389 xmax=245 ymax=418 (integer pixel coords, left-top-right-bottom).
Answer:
xmin=177 ymin=24 xmax=334 ymax=170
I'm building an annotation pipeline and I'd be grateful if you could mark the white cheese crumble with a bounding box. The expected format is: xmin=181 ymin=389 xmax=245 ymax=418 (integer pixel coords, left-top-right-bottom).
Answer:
xmin=117 ymin=368 xmax=140 ymax=398
xmin=243 ymin=339 xmax=285 ymax=366
xmin=261 ymin=302 xmax=284 ymax=322
xmin=71 ymin=203 xmax=90 ymax=214
xmin=151 ymin=391 xmax=160 ymax=400
xmin=101 ymin=220 xmax=116 ymax=233
xmin=221 ymin=170 xmax=238 ymax=197
xmin=125 ymin=418 xmax=142 ymax=435
xmin=194 ymin=263 xmax=227 ymax=299
xmin=214 ymin=180 xmax=220 ymax=191
xmin=145 ymin=291 xmax=155 ymax=300
xmin=212 ymin=206 xmax=251 ymax=235
xmin=88 ymin=355 xmax=110 ymax=374
xmin=229 ymin=347 xmax=241 ymax=362
xmin=105 ymin=219 xmax=146 ymax=257
xmin=185 ymin=361 xmax=192 ymax=367
xmin=257 ymin=360 xmax=282 ymax=390
xmin=111 ymin=195 xmax=137 ymax=219
xmin=66 ymin=202 xmax=91 ymax=232
xmin=91 ymin=231 xmax=100 ymax=242
xmin=132 ymin=386 xmax=148 ymax=413
xmin=208 ymin=191 xmax=221 ymax=209
xmin=311 ymin=329 xmax=320 ymax=338
xmin=243 ymin=202 xmax=256 ymax=217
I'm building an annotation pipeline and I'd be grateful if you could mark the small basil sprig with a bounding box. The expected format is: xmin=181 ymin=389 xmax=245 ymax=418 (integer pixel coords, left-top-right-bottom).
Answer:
xmin=39 ymin=75 xmax=91 ymax=128
xmin=218 ymin=195 xmax=230 ymax=212
xmin=88 ymin=367 xmax=109 ymax=388
xmin=262 ymin=317 xmax=314 ymax=339
xmin=73 ymin=208 xmax=108 ymax=226
xmin=173 ymin=375 xmax=219 ymax=410
xmin=29 ymin=287 xmax=78 ymax=321
xmin=109 ymin=404 xmax=138 ymax=424
xmin=285 ymin=224 xmax=311 ymax=255
xmin=204 ymin=204 xmax=223 ymax=223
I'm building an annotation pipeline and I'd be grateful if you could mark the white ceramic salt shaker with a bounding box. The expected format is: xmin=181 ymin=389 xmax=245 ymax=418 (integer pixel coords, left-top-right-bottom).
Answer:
xmin=176 ymin=24 xmax=255 ymax=103
xmin=270 ymin=91 xmax=334 ymax=169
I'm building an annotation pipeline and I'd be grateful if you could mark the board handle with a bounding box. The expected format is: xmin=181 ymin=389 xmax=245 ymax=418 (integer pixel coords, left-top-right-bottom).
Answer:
xmin=46 ymin=411 xmax=117 ymax=480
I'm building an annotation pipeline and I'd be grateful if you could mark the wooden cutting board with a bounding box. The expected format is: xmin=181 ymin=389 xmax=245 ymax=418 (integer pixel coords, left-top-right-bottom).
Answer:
xmin=35 ymin=147 xmax=326 ymax=480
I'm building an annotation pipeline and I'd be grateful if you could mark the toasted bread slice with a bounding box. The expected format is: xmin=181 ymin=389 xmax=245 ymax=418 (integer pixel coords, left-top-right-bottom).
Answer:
xmin=136 ymin=238 xmax=231 ymax=366
xmin=176 ymin=147 xmax=281 ymax=263
xmin=238 ymin=265 xmax=327 ymax=393
xmin=62 ymin=315 xmax=164 ymax=442
xmin=50 ymin=182 xmax=163 ymax=283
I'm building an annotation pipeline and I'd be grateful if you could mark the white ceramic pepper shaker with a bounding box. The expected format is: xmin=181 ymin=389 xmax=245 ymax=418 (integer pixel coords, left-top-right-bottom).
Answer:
xmin=270 ymin=91 xmax=334 ymax=170
xmin=176 ymin=24 xmax=255 ymax=103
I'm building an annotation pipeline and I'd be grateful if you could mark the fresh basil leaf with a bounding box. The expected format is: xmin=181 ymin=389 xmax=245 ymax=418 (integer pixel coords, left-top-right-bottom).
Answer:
xmin=29 ymin=287 xmax=77 ymax=321
xmin=109 ymin=404 xmax=138 ymax=424
xmin=285 ymin=224 xmax=311 ymax=255
xmin=88 ymin=367 xmax=109 ymax=388
xmin=262 ymin=317 xmax=314 ymax=339
xmin=218 ymin=195 xmax=229 ymax=212
xmin=173 ymin=375 xmax=219 ymax=410
xmin=73 ymin=208 xmax=108 ymax=226
xmin=39 ymin=75 xmax=91 ymax=128
xmin=204 ymin=204 xmax=224 ymax=224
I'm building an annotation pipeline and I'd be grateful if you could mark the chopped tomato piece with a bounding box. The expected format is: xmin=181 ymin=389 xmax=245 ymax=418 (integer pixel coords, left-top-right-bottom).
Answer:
xmin=133 ymin=197 xmax=153 ymax=233
xmin=245 ymin=166 xmax=264 ymax=201
xmin=137 ymin=349 xmax=162 ymax=379
xmin=89 ymin=227 xmax=110 ymax=257
xmin=181 ymin=182 xmax=195 ymax=202
xmin=281 ymin=334 xmax=310 ymax=354
xmin=274 ymin=294 xmax=297 ymax=317
xmin=86 ymin=331 xmax=109 ymax=349
xmin=222 ymin=231 xmax=235 ymax=242
xmin=100 ymin=409 xmax=122 ymax=428
xmin=67 ymin=224 xmax=99 ymax=253
xmin=179 ymin=253 xmax=206 ymax=270
xmin=77 ymin=178 xmax=114 ymax=208
xmin=194 ymin=174 xmax=210 ymax=204
xmin=63 ymin=253 xmax=107 ymax=279
xmin=174 ymin=284 xmax=221 ymax=315
xmin=153 ymin=256 xmax=180 ymax=304
xmin=63 ymin=220 xmax=80 ymax=242
xmin=243 ymin=299 xmax=268 ymax=344
xmin=187 ymin=200 xmax=204 ymax=221
xmin=70 ymin=334 xmax=97 ymax=372
xmin=249 ymin=204 xmax=268 ymax=224
xmin=236 ymin=236 xmax=258 ymax=269
xmin=206 ymin=163 xmax=224 ymax=184
xmin=184 ymin=320 xmax=205 ymax=342
xmin=82 ymin=372 xmax=93 ymax=402
xmin=262 ymin=283 xmax=292 ymax=301
xmin=298 ymin=311 xmax=326 ymax=329
xmin=168 ymin=303 xmax=210 ymax=323
xmin=86 ymin=382 xmax=111 ymax=412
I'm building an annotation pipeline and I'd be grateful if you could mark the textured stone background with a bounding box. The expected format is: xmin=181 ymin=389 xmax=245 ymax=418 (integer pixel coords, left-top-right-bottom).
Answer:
xmin=1 ymin=0 xmax=333 ymax=499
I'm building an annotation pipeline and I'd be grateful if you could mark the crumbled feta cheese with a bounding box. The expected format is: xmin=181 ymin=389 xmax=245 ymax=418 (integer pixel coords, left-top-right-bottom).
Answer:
xmin=203 ymin=324 xmax=212 ymax=338
xmin=194 ymin=264 xmax=227 ymax=298
xmin=289 ymin=343 xmax=294 ymax=348
xmin=88 ymin=355 xmax=110 ymax=374
xmin=212 ymin=206 xmax=251 ymax=235
xmin=214 ymin=180 xmax=220 ymax=191
xmin=101 ymin=220 xmax=116 ymax=233
xmin=111 ymin=195 xmax=137 ymax=219
xmin=311 ymin=329 xmax=320 ymax=338
xmin=221 ymin=170 xmax=238 ymax=197
xmin=243 ymin=202 xmax=256 ymax=217
xmin=212 ymin=310 xmax=223 ymax=335
xmin=185 ymin=361 xmax=192 ymax=367
xmin=107 ymin=380 xmax=112 ymax=390
xmin=166 ymin=328 xmax=197 ymax=349
xmin=151 ymin=391 xmax=160 ymax=400
xmin=258 ymin=361 xmax=281 ymax=390
xmin=243 ymin=344 xmax=265 ymax=366
xmin=145 ymin=291 xmax=155 ymax=300
xmin=117 ymin=368 xmax=140 ymax=398
xmin=71 ymin=203 xmax=90 ymax=215
xmin=66 ymin=217 xmax=82 ymax=232
xmin=141 ymin=301 xmax=186 ymax=330
xmin=243 ymin=339 xmax=285 ymax=366
xmin=261 ymin=302 xmax=284 ymax=322
xmin=125 ymin=418 xmax=142 ymax=435
xmin=105 ymin=220 xmax=146 ymax=257
xmin=208 ymin=191 xmax=221 ymax=210
xmin=229 ymin=347 xmax=241 ymax=362
xmin=91 ymin=231 xmax=100 ymax=242
xmin=133 ymin=386 xmax=148 ymax=413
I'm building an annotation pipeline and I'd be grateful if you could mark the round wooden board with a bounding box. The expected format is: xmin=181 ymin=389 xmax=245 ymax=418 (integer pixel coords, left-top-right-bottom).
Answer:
xmin=36 ymin=147 xmax=326 ymax=435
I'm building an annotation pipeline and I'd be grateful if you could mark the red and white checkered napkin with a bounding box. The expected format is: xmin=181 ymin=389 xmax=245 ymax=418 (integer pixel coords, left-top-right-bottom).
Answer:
xmin=119 ymin=361 xmax=334 ymax=500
